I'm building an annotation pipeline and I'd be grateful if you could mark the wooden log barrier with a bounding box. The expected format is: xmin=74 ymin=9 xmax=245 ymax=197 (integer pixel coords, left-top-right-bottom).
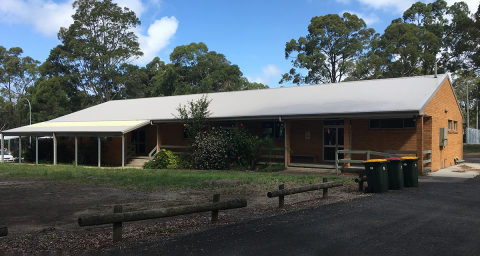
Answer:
xmin=79 ymin=198 xmax=247 ymax=227
xmin=211 ymin=194 xmax=220 ymax=223
xmin=267 ymin=180 xmax=343 ymax=208
xmin=355 ymin=174 xmax=367 ymax=192
xmin=113 ymin=205 xmax=122 ymax=242
xmin=0 ymin=225 xmax=7 ymax=237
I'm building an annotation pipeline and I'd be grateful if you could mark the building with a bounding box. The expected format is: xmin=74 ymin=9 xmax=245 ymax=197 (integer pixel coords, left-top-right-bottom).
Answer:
xmin=0 ymin=74 xmax=463 ymax=173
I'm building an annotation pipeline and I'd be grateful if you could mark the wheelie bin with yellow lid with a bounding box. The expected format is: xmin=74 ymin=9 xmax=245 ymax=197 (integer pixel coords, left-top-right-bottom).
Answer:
xmin=386 ymin=157 xmax=404 ymax=190
xmin=361 ymin=159 xmax=389 ymax=193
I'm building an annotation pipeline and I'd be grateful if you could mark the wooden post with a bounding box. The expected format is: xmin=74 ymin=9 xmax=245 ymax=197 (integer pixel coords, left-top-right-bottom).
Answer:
xmin=75 ymin=136 xmax=78 ymax=166
xmin=0 ymin=225 xmax=7 ymax=236
xmin=279 ymin=184 xmax=285 ymax=208
xmin=98 ymin=137 xmax=101 ymax=167
xmin=35 ymin=136 xmax=38 ymax=165
xmin=19 ymin=136 xmax=21 ymax=164
xmin=359 ymin=174 xmax=364 ymax=192
xmin=113 ymin=205 xmax=123 ymax=242
xmin=53 ymin=133 xmax=57 ymax=165
xmin=122 ymin=136 xmax=125 ymax=168
xmin=323 ymin=178 xmax=328 ymax=199
xmin=211 ymin=194 xmax=220 ymax=223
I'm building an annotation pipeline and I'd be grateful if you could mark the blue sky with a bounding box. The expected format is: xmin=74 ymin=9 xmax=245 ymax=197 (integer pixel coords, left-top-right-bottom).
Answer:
xmin=1 ymin=0 xmax=479 ymax=88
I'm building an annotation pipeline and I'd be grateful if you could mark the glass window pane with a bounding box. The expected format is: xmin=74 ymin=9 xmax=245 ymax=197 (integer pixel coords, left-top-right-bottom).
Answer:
xmin=263 ymin=121 xmax=274 ymax=138
xmin=131 ymin=131 xmax=137 ymax=143
xmin=338 ymin=128 xmax=344 ymax=146
xmin=404 ymin=118 xmax=415 ymax=128
xmin=275 ymin=122 xmax=285 ymax=139
xmin=324 ymin=128 xmax=336 ymax=145
xmin=381 ymin=119 xmax=403 ymax=128
xmin=139 ymin=131 xmax=146 ymax=143
xmin=370 ymin=119 xmax=380 ymax=128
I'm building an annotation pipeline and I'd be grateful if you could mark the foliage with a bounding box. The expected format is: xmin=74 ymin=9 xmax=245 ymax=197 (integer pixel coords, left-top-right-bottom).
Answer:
xmin=280 ymin=12 xmax=375 ymax=85
xmin=143 ymin=149 xmax=180 ymax=169
xmin=191 ymin=128 xmax=230 ymax=170
xmin=28 ymin=77 xmax=70 ymax=123
xmin=228 ymin=125 xmax=263 ymax=167
xmin=174 ymin=95 xmax=212 ymax=140
xmin=56 ymin=0 xmax=143 ymax=103
xmin=452 ymin=70 xmax=480 ymax=127
xmin=0 ymin=46 xmax=40 ymax=129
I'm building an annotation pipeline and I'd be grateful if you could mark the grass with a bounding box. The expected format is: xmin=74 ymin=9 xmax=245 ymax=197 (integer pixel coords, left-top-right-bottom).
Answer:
xmin=0 ymin=163 xmax=354 ymax=192
xmin=464 ymin=144 xmax=480 ymax=154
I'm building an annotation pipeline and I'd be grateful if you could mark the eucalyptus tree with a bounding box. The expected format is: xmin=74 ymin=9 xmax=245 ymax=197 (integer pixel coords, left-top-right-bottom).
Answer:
xmin=56 ymin=0 xmax=143 ymax=103
xmin=0 ymin=46 xmax=39 ymax=129
xmin=280 ymin=12 xmax=375 ymax=85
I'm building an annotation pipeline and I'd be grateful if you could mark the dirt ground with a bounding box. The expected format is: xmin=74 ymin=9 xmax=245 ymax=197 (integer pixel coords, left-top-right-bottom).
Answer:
xmin=0 ymin=172 xmax=366 ymax=255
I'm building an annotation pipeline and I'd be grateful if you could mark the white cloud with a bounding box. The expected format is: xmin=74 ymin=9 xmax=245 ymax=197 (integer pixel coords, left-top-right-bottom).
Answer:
xmin=341 ymin=10 xmax=379 ymax=25
xmin=0 ymin=0 xmax=74 ymax=36
xmin=335 ymin=0 xmax=351 ymax=4
xmin=0 ymin=0 xmax=177 ymax=66
xmin=356 ymin=0 xmax=415 ymax=14
xmin=246 ymin=64 xmax=281 ymax=85
xmin=134 ymin=16 xmax=178 ymax=65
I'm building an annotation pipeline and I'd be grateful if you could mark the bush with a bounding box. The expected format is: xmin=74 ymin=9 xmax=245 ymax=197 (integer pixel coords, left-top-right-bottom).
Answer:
xmin=191 ymin=128 xmax=229 ymax=170
xmin=143 ymin=149 xmax=180 ymax=169
xmin=229 ymin=125 xmax=262 ymax=167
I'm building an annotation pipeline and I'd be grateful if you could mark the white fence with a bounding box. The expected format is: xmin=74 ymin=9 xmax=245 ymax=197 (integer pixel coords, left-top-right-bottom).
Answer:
xmin=466 ymin=128 xmax=480 ymax=144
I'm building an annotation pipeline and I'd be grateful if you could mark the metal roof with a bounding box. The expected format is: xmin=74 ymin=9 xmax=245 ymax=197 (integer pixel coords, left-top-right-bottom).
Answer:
xmin=1 ymin=74 xmax=451 ymax=136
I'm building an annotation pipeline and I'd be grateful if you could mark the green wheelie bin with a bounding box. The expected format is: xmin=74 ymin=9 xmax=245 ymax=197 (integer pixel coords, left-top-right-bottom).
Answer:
xmin=362 ymin=159 xmax=389 ymax=193
xmin=401 ymin=157 xmax=419 ymax=187
xmin=386 ymin=158 xmax=404 ymax=190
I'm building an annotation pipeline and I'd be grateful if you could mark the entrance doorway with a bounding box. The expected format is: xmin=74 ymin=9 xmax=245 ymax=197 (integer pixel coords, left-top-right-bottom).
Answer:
xmin=323 ymin=124 xmax=344 ymax=162
xmin=131 ymin=130 xmax=146 ymax=155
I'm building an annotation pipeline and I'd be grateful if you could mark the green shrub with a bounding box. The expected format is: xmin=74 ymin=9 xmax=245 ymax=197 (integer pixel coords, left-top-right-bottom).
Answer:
xmin=143 ymin=149 xmax=180 ymax=169
xmin=191 ymin=128 xmax=229 ymax=170
xmin=229 ymin=125 xmax=262 ymax=168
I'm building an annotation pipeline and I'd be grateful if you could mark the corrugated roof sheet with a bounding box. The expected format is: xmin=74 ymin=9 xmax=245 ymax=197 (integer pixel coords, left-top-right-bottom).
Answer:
xmin=2 ymin=74 xmax=451 ymax=136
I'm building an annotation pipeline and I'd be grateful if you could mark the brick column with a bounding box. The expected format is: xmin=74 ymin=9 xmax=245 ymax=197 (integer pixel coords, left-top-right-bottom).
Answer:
xmin=343 ymin=118 xmax=351 ymax=168
xmin=285 ymin=120 xmax=291 ymax=166
xmin=416 ymin=116 xmax=424 ymax=173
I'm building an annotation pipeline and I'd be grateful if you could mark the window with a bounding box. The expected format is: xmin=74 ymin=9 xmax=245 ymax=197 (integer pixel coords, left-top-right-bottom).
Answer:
xmin=369 ymin=118 xmax=416 ymax=129
xmin=263 ymin=121 xmax=285 ymax=139
xmin=61 ymin=137 xmax=71 ymax=141
xmin=454 ymin=121 xmax=457 ymax=131
xmin=324 ymin=120 xmax=344 ymax=125
xmin=448 ymin=120 xmax=452 ymax=130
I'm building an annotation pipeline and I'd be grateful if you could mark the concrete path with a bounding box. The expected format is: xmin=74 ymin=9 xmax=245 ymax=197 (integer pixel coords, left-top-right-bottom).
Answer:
xmin=108 ymin=164 xmax=480 ymax=256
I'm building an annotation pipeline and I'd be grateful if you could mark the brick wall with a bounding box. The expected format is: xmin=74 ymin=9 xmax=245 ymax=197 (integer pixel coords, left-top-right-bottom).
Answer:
xmin=351 ymin=119 xmax=417 ymax=160
xmin=424 ymin=79 xmax=463 ymax=171
xmin=289 ymin=120 xmax=322 ymax=163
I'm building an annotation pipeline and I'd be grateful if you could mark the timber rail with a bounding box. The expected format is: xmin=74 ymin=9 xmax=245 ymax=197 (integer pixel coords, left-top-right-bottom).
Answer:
xmin=78 ymin=194 xmax=247 ymax=242
xmin=267 ymin=178 xmax=343 ymax=208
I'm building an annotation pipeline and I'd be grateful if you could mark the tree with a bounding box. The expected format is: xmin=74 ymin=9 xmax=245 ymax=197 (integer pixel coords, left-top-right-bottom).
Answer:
xmin=452 ymin=70 xmax=480 ymax=127
xmin=280 ymin=12 xmax=375 ymax=85
xmin=28 ymin=77 xmax=70 ymax=123
xmin=0 ymin=46 xmax=39 ymax=129
xmin=57 ymin=0 xmax=143 ymax=103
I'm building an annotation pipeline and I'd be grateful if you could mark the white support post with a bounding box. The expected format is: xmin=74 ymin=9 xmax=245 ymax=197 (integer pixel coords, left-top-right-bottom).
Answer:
xmin=1 ymin=134 xmax=4 ymax=164
xmin=53 ymin=133 xmax=57 ymax=165
xmin=75 ymin=136 xmax=78 ymax=166
xmin=19 ymin=136 xmax=22 ymax=164
xmin=122 ymin=136 xmax=125 ymax=168
xmin=35 ymin=136 xmax=38 ymax=165
xmin=284 ymin=121 xmax=287 ymax=167
xmin=98 ymin=137 xmax=101 ymax=168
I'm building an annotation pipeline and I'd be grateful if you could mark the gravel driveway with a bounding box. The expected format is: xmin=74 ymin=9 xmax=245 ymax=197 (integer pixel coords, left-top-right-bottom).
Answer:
xmin=105 ymin=169 xmax=480 ymax=255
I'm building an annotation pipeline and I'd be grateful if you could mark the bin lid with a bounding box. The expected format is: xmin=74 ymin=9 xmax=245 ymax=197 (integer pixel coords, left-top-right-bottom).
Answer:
xmin=361 ymin=159 xmax=387 ymax=163
xmin=386 ymin=157 xmax=402 ymax=161
xmin=401 ymin=157 xmax=418 ymax=160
